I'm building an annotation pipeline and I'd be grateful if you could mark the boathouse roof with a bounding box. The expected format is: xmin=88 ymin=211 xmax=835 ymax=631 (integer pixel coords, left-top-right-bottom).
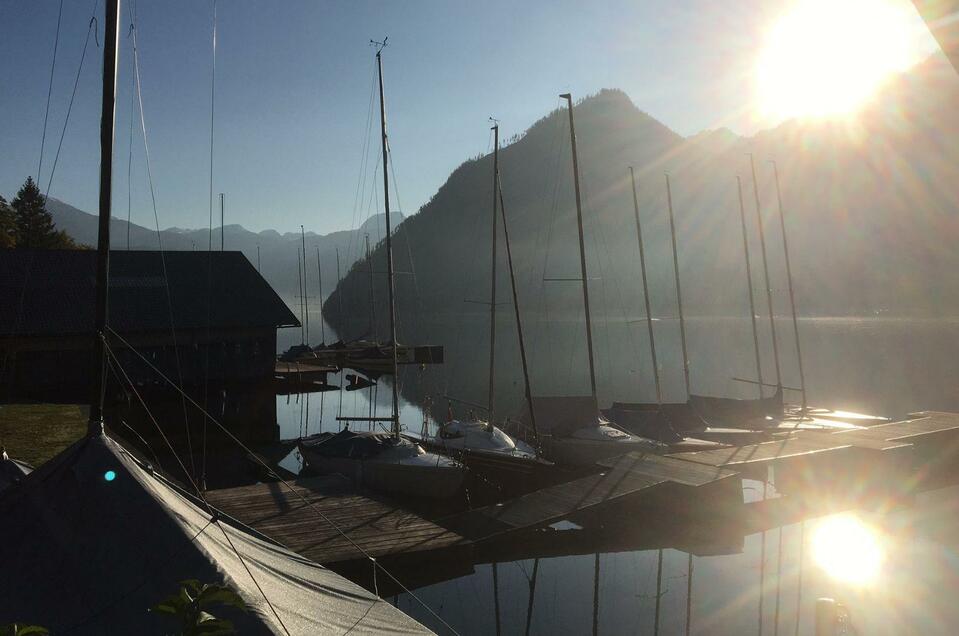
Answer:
xmin=0 ymin=250 xmax=299 ymax=337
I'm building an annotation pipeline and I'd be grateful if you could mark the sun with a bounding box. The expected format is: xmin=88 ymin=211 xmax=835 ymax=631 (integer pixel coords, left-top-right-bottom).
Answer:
xmin=755 ymin=0 xmax=922 ymax=123
xmin=812 ymin=514 xmax=885 ymax=585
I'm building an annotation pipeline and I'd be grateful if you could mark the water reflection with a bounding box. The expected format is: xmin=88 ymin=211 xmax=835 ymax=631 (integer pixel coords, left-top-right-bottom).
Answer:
xmin=812 ymin=514 xmax=884 ymax=586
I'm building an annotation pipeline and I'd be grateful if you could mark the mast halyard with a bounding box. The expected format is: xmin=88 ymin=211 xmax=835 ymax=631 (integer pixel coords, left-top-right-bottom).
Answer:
xmin=737 ymin=175 xmax=765 ymax=398
xmin=90 ymin=0 xmax=121 ymax=434
xmin=560 ymin=93 xmax=598 ymax=402
xmin=499 ymin=161 xmax=539 ymax=447
xmin=749 ymin=153 xmax=782 ymax=390
xmin=488 ymin=124 xmax=499 ymax=424
xmin=629 ymin=167 xmax=662 ymax=404
xmin=665 ymin=174 xmax=691 ymax=397
xmin=375 ymin=41 xmax=400 ymax=438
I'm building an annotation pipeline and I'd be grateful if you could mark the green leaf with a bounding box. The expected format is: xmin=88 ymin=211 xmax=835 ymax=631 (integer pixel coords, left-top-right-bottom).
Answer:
xmin=191 ymin=613 xmax=235 ymax=635
xmin=197 ymin=585 xmax=247 ymax=611
xmin=15 ymin=628 xmax=49 ymax=636
xmin=148 ymin=601 xmax=180 ymax=616
xmin=178 ymin=579 xmax=203 ymax=595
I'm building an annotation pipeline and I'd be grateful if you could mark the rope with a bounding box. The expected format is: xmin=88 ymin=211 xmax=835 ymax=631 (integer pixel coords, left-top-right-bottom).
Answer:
xmin=44 ymin=0 xmax=100 ymax=199
xmin=106 ymin=326 xmax=459 ymax=635
xmin=37 ymin=0 xmax=64 ymax=184
xmin=103 ymin=340 xmax=290 ymax=635
xmin=129 ymin=0 xmax=196 ymax=481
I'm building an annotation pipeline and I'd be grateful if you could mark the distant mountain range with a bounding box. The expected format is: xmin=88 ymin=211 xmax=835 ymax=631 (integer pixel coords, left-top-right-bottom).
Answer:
xmin=327 ymin=51 xmax=959 ymax=347
xmin=45 ymin=198 xmax=403 ymax=304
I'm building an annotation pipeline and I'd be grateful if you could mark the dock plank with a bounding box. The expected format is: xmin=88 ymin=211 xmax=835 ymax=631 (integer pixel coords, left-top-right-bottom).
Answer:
xmin=206 ymin=475 xmax=468 ymax=567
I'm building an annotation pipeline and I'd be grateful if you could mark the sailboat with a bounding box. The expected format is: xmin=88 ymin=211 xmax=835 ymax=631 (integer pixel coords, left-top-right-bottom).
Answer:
xmin=516 ymin=94 xmax=663 ymax=467
xmin=422 ymin=124 xmax=548 ymax=477
xmin=0 ymin=7 xmax=430 ymax=632
xmin=298 ymin=42 xmax=464 ymax=499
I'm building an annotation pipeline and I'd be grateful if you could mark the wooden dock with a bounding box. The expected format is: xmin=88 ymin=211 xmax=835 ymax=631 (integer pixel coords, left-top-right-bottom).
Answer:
xmin=205 ymin=475 xmax=469 ymax=568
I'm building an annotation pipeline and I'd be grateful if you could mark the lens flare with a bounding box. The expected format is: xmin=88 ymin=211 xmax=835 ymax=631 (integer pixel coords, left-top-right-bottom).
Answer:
xmin=104 ymin=470 xmax=117 ymax=482
xmin=812 ymin=514 xmax=884 ymax=585
xmin=755 ymin=0 xmax=922 ymax=123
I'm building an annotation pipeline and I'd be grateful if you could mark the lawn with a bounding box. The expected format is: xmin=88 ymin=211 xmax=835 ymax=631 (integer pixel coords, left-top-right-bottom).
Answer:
xmin=0 ymin=404 xmax=88 ymax=467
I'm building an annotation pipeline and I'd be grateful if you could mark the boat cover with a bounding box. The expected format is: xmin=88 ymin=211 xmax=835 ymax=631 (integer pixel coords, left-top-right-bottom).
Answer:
xmin=608 ymin=401 xmax=708 ymax=433
xmin=522 ymin=396 xmax=603 ymax=438
xmin=0 ymin=433 xmax=431 ymax=635
xmin=300 ymin=429 xmax=399 ymax=460
xmin=688 ymin=386 xmax=783 ymax=425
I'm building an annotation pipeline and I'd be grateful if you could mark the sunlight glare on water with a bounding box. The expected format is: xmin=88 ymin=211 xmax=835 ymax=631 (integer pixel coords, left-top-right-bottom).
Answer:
xmin=812 ymin=514 xmax=884 ymax=585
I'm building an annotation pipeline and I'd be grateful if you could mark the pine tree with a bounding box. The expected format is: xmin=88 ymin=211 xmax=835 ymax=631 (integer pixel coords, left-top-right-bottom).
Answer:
xmin=0 ymin=195 xmax=15 ymax=248
xmin=11 ymin=177 xmax=76 ymax=249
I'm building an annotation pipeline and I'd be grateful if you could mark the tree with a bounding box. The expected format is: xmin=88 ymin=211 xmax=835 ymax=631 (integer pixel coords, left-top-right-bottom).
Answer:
xmin=10 ymin=177 xmax=76 ymax=249
xmin=0 ymin=195 xmax=15 ymax=248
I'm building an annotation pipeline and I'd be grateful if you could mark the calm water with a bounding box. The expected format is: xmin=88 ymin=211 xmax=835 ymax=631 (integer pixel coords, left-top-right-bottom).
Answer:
xmin=275 ymin=311 xmax=959 ymax=634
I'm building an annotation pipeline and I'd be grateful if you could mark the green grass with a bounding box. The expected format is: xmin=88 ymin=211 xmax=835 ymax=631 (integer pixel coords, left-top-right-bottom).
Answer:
xmin=0 ymin=404 xmax=88 ymax=467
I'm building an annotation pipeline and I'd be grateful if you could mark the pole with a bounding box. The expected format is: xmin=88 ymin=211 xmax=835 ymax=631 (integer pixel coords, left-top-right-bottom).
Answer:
xmin=297 ymin=251 xmax=304 ymax=344
xmin=316 ymin=245 xmax=325 ymax=344
xmin=301 ymin=225 xmax=309 ymax=344
xmin=738 ymin=176 xmax=765 ymax=398
xmin=560 ymin=93 xmax=597 ymax=401
xmin=493 ymin=562 xmax=502 ymax=636
xmin=488 ymin=124 xmax=499 ymax=422
xmin=654 ymin=549 xmax=663 ymax=636
xmin=686 ymin=553 xmax=694 ymax=636
xmin=770 ymin=160 xmax=806 ymax=411
xmin=376 ymin=45 xmax=401 ymax=438
xmin=592 ymin=553 xmax=600 ymax=636
xmin=629 ymin=167 xmax=661 ymax=403
xmin=365 ymin=234 xmax=376 ymax=341
xmin=500 ymin=164 xmax=540 ymax=446
xmin=749 ymin=153 xmax=782 ymax=389
xmin=90 ymin=0 xmax=120 ymax=432
xmin=665 ymin=174 xmax=691 ymax=397
xmin=524 ymin=558 xmax=540 ymax=636
xmin=220 ymin=192 xmax=224 ymax=250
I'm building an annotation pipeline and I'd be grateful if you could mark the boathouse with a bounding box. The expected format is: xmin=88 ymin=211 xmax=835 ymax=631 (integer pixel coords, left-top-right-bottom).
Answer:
xmin=0 ymin=250 xmax=299 ymax=403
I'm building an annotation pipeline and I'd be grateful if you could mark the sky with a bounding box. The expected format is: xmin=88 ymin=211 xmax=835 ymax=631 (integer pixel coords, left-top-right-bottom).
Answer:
xmin=0 ymin=0 xmax=939 ymax=234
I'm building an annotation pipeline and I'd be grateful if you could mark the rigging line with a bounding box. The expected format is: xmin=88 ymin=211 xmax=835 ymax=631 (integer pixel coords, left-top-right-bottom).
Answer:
xmin=345 ymin=61 xmax=379 ymax=268
xmin=103 ymin=340 xmax=291 ymax=635
xmin=130 ymin=2 xmax=196 ymax=481
xmin=37 ymin=0 xmax=64 ymax=184
xmin=126 ymin=33 xmax=135 ymax=250
xmin=105 ymin=326 xmax=460 ymax=634
xmin=202 ymin=0 xmax=219 ymax=491
xmin=43 ymin=1 xmax=100 ymax=199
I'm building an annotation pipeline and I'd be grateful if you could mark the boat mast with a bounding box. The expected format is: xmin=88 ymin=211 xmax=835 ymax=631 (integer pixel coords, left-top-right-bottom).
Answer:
xmin=665 ymin=174 xmax=691 ymax=397
xmin=301 ymin=225 xmax=309 ymax=344
xmin=297 ymin=251 xmax=304 ymax=344
xmin=487 ymin=124 xmax=499 ymax=423
xmin=560 ymin=93 xmax=597 ymax=402
xmin=748 ymin=153 xmax=782 ymax=389
xmin=89 ymin=0 xmax=120 ymax=434
xmin=737 ymin=176 xmax=765 ymax=398
xmin=629 ymin=167 xmax=662 ymax=404
xmin=375 ymin=40 xmax=400 ymax=437
xmin=498 ymin=144 xmax=540 ymax=445
xmin=770 ymin=160 xmax=806 ymax=411
xmin=315 ymin=245 xmax=325 ymax=344
xmin=365 ymin=234 xmax=377 ymax=341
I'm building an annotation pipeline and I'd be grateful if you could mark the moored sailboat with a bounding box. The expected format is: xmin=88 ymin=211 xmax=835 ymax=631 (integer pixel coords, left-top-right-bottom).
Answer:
xmin=299 ymin=42 xmax=464 ymax=499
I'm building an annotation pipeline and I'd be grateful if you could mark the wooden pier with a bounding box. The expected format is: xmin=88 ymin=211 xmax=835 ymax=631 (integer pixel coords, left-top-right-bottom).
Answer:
xmin=203 ymin=411 xmax=959 ymax=594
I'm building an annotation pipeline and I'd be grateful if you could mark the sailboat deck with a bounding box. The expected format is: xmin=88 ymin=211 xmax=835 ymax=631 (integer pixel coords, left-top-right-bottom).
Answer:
xmin=206 ymin=475 xmax=468 ymax=567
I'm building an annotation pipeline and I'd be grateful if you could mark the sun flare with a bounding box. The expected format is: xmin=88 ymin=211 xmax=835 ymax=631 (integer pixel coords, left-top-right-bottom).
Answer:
xmin=756 ymin=0 xmax=922 ymax=122
xmin=812 ymin=514 xmax=885 ymax=585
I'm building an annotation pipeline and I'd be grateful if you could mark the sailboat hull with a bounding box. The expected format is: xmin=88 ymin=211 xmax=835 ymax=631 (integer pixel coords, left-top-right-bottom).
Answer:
xmin=299 ymin=446 xmax=464 ymax=499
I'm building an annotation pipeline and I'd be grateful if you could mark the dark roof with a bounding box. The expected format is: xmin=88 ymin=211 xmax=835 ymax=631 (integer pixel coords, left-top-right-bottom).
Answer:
xmin=0 ymin=250 xmax=299 ymax=337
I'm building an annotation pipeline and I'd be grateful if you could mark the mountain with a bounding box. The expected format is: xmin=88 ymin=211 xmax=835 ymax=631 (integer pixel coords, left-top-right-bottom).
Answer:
xmin=328 ymin=53 xmax=959 ymax=338
xmin=44 ymin=198 xmax=403 ymax=305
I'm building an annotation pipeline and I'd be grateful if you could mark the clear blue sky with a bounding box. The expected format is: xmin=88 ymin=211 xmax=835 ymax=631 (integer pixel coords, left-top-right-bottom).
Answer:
xmin=0 ymin=0 xmax=936 ymax=234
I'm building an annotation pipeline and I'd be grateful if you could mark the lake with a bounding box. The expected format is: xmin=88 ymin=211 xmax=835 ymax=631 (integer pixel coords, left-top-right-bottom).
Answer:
xmin=275 ymin=311 xmax=959 ymax=634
